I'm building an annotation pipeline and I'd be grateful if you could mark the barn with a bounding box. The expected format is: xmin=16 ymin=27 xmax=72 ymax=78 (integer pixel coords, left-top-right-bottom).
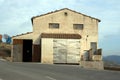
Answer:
xmin=11 ymin=8 xmax=101 ymax=64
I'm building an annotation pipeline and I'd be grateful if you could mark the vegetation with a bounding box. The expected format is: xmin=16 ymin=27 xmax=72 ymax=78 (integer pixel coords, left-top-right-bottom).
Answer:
xmin=0 ymin=42 xmax=11 ymax=60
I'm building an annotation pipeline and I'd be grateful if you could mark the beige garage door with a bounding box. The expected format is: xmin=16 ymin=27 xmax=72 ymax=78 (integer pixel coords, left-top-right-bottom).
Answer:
xmin=53 ymin=39 xmax=80 ymax=64
xmin=67 ymin=40 xmax=80 ymax=63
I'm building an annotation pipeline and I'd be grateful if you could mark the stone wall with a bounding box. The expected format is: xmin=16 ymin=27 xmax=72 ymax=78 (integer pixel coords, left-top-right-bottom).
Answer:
xmin=92 ymin=55 xmax=102 ymax=61
xmin=11 ymin=45 xmax=23 ymax=62
xmin=80 ymin=61 xmax=104 ymax=70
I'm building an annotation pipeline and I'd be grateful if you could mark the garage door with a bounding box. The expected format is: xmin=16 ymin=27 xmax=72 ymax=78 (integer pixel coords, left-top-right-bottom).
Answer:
xmin=53 ymin=39 xmax=67 ymax=63
xmin=67 ymin=40 xmax=80 ymax=63
xmin=53 ymin=39 xmax=80 ymax=64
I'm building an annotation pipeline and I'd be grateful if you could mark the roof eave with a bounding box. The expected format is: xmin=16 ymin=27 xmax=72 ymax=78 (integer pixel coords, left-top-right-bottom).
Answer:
xmin=12 ymin=32 xmax=33 ymax=38
xmin=31 ymin=8 xmax=101 ymax=24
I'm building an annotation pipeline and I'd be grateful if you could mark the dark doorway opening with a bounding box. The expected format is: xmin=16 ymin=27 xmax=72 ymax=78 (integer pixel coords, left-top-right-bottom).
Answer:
xmin=91 ymin=42 xmax=97 ymax=54
xmin=23 ymin=40 xmax=32 ymax=62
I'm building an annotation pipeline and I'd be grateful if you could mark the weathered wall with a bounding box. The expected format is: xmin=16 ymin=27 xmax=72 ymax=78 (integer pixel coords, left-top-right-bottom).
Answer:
xmin=11 ymin=45 xmax=23 ymax=62
xmin=80 ymin=61 xmax=104 ymax=70
xmin=33 ymin=9 xmax=99 ymax=57
xmin=92 ymin=55 xmax=102 ymax=61
xmin=41 ymin=38 xmax=53 ymax=64
xmin=12 ymin=9 xmax=100 ymax=63
xmin=11 ymin=39 xmax=23 ymax=62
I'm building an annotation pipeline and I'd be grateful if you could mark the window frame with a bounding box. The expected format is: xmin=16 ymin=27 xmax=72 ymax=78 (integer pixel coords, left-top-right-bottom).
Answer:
xmin=49 ymin=23 xmax=60 ymax=29
xmin=73 ymin=24 xmax=84 ymax=30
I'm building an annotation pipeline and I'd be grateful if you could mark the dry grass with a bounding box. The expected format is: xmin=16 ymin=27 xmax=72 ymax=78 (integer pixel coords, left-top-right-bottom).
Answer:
xmin=0 ymin=43 xmax=11 ymax=61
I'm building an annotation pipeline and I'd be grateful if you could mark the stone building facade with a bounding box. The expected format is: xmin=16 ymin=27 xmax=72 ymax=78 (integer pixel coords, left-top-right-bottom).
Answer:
xmin=11 ymin=8 xmax=101 ymax=64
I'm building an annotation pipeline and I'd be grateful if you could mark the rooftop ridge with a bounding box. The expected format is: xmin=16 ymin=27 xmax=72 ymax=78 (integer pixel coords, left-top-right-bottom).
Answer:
xmin=31 ymin=8 xmax=101 ymax=24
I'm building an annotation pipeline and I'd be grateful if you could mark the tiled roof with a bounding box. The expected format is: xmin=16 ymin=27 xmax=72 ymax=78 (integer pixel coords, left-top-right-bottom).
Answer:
xmin=31 ymin=8 xmax=101 ymax=24
xmin=41 ymin=33 xmax=81 ymax=39
xmin=12 ymin=32 xmax=32 ymax=38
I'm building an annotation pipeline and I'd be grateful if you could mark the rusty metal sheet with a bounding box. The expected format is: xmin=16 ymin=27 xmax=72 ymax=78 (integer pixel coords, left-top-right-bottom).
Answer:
xmin=13 ymin=39 xmax=23 ymax=45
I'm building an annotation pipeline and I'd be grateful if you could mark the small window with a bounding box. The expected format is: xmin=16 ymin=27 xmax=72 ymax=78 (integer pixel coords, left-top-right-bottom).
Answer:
xmin=49 ymin=23 xmax=59 ymax=29
xmin=73 ymin=24 xmax=83 ymax=30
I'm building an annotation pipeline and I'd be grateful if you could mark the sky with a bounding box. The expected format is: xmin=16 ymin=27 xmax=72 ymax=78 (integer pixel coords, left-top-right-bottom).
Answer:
xmin=0 ymin=0 xmax=120 ymax=56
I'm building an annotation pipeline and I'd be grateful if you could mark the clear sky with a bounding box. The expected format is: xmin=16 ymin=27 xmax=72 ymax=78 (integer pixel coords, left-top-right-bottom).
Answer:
xmin=0 ymin=0 xmax=120 ymax=56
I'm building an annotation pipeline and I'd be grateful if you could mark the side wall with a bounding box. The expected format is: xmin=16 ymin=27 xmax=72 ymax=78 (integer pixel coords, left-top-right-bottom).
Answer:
xmin=12 ymin=45 xmax=23 ymax=62
xmin=11 ymin=39 xmax=23 ymax=62
xmin=41 ymin=38 xmax=53 ymax=64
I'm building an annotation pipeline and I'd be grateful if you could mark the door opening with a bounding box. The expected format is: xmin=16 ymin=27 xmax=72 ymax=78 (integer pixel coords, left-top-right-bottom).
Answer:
xmin=23 ymin=40 xmax=32 ymax=62
xmin=91 ymin=42 xmax=97 ymax=54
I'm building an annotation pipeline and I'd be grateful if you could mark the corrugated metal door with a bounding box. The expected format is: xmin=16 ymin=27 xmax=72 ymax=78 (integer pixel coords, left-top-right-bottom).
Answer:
xmin=67 ymin=40 xmax=80 ymax=63
xmin=53 ymin=39 xmax=67 ymax=63
xmin=53 ymin=39 xmax=80 ymax=64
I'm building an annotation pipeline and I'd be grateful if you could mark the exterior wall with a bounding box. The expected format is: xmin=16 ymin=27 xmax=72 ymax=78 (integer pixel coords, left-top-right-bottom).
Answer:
xmin=11 ymin=39 xmax=23 ymax=62
xmin=33 ymin=9 xmax=99 ymax=58
xmin=92 ymin=55 xmax=102 ymax=61
xmin=41 ymin=38 xmax=53 ymax=64
xmin=12 ymin=44 xmax=23 ymax=62
xmin=80 ymin=61 xmax=104 ymax=70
